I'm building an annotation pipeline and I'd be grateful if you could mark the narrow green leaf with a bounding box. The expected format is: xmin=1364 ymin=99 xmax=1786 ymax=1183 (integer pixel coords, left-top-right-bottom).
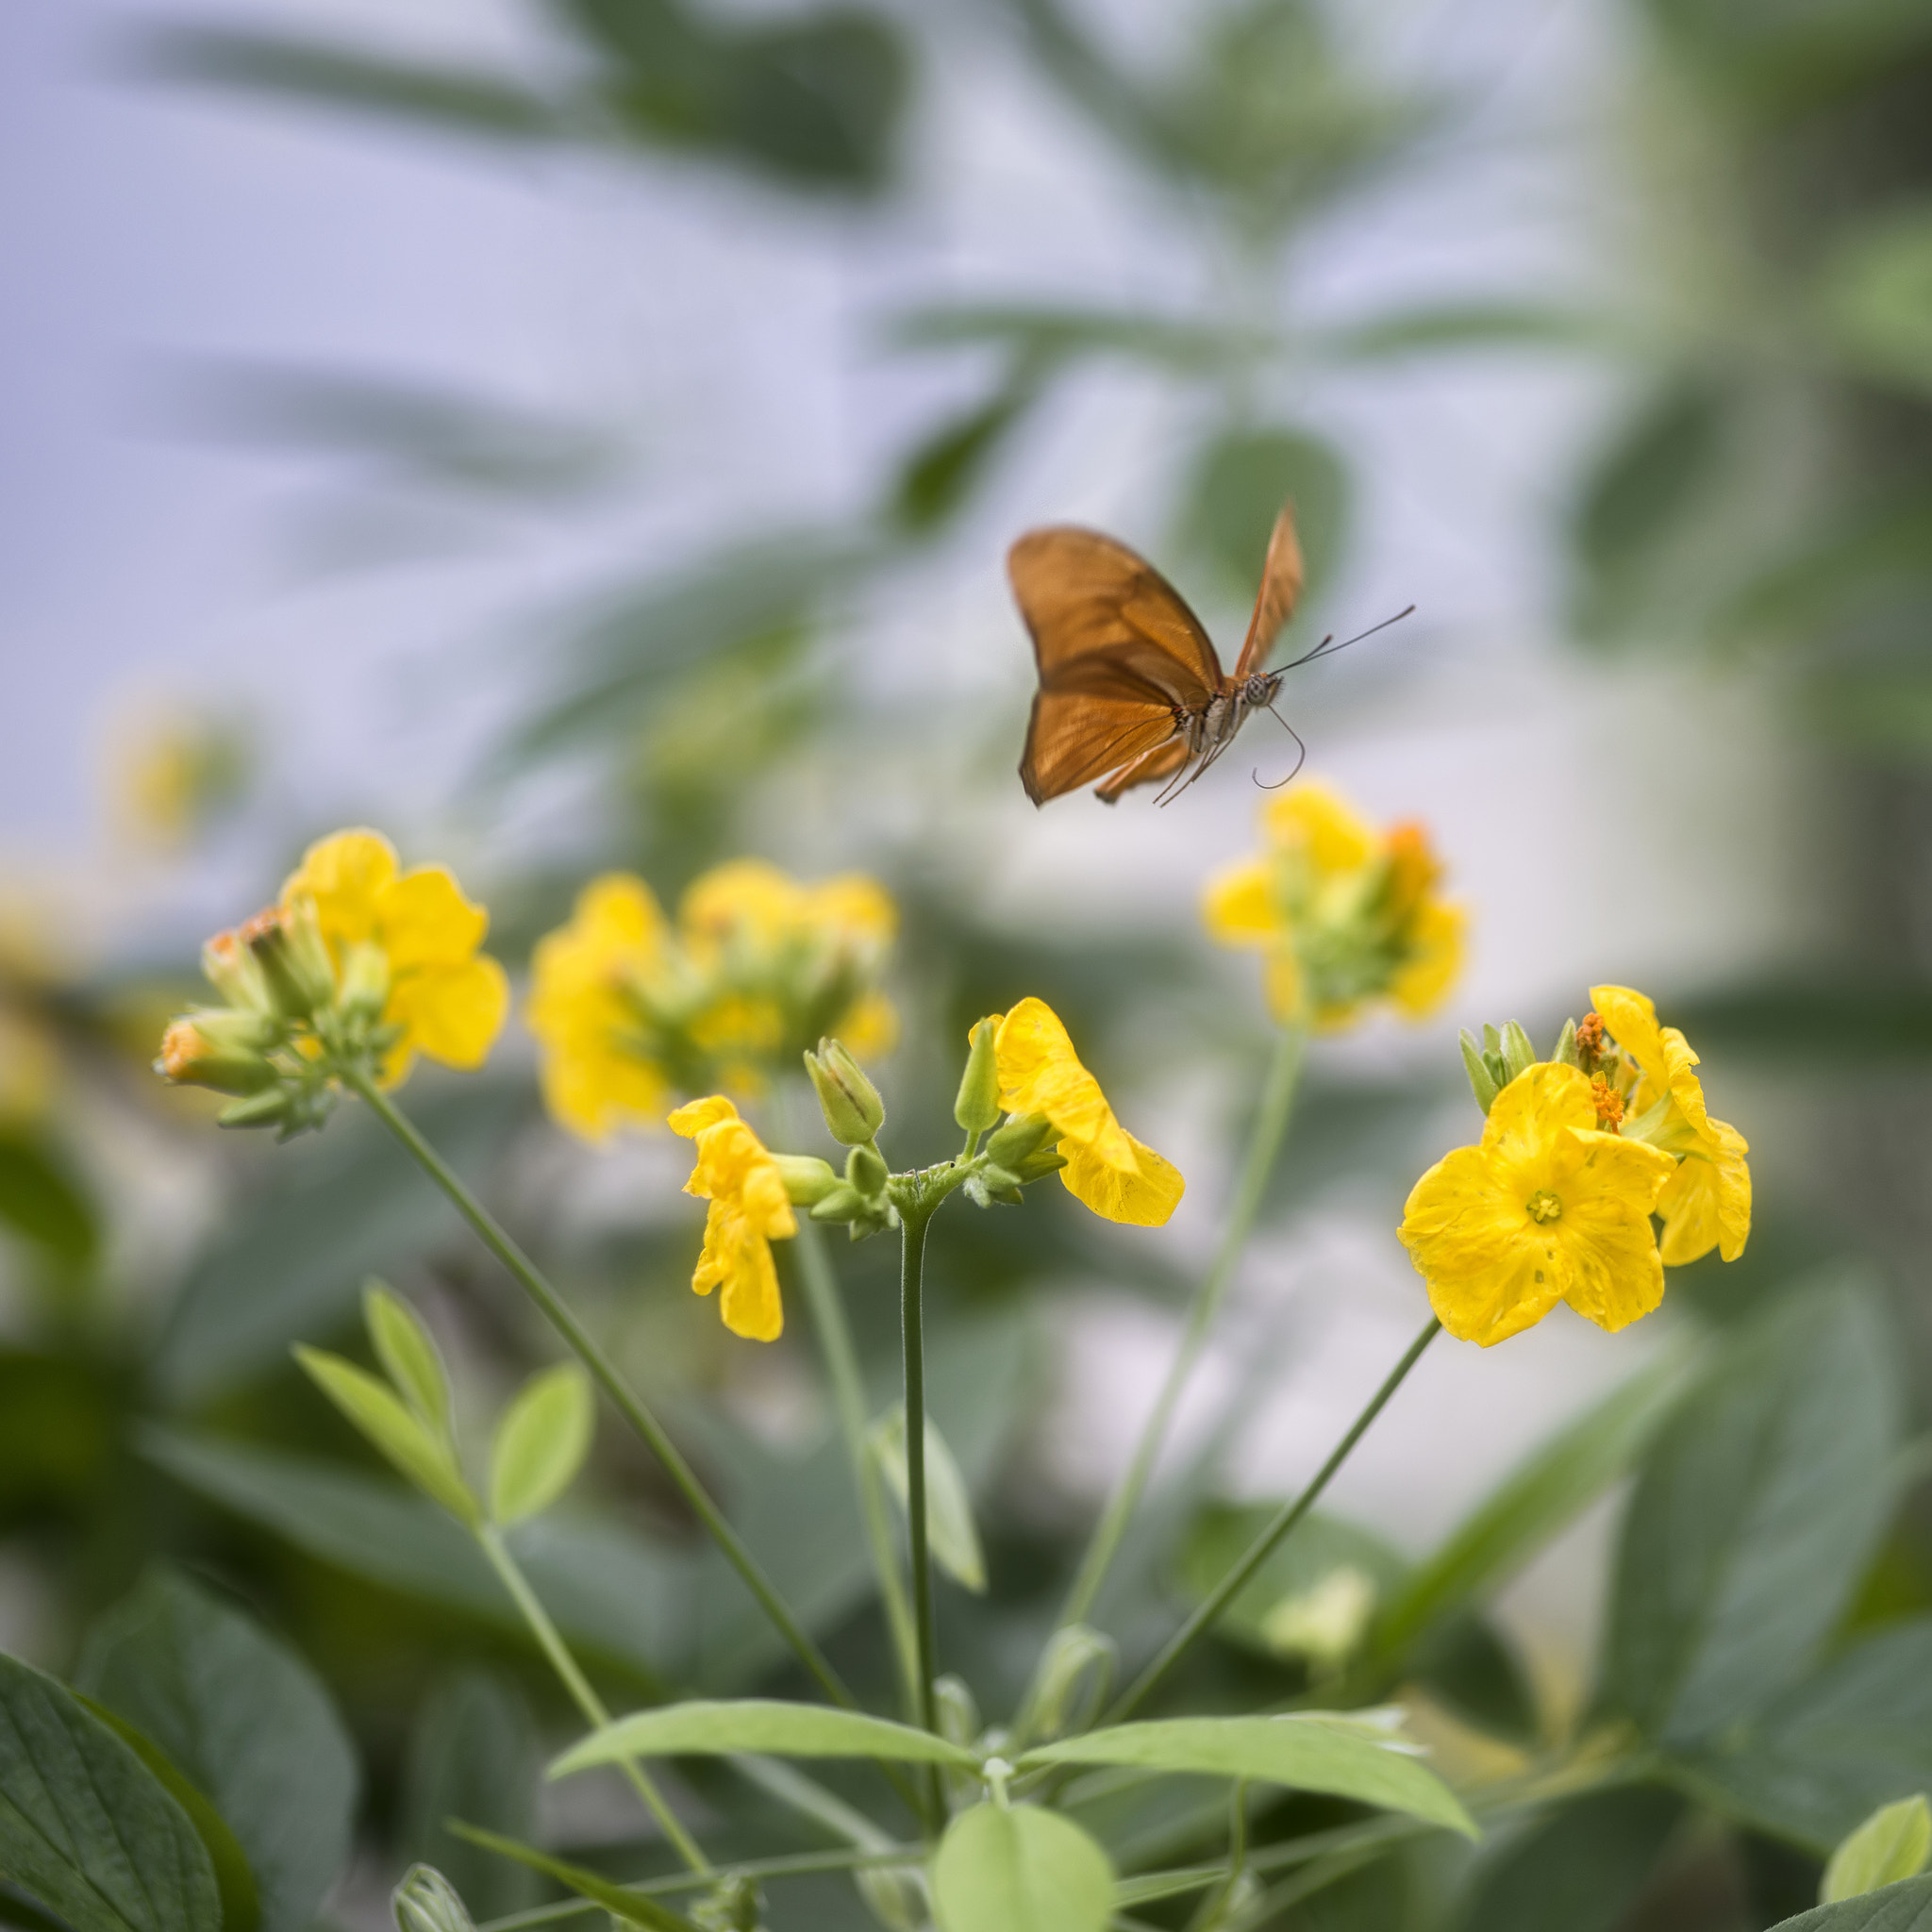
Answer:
xmin=364 ymin=1282 xmax=453 ymax=1436
xmin=490 ymin=1363 xmax=594 ymax=1527
xmin=444 ymin=1823 xmax=699 ymax=1931
xmin=294 ymin=1346 xmax=478 ymax=1524
xmin=1443 ymin=1787 xmax=1680 ymax=1932
xmin=930 ymin=1803 xmax=1111 ymax=1932
xmin=1825 ymin=1797 xmax=1932 ymax=1904
xmin=0 ymin=1130 xmax=98 ymax=1271
xmin=1377 ymin=1353 xmax=1690 ymax=1657
xmin=872 ymin=1405 xmax=987 ymax=1592
xmin=1767 ymin=1874 xmax=1932 ymax=1929
xmin=76 ymin=1566 xmax=358 ymax=1932
xmin=1018 ymin=1715 xmax=1476 ymax=1838
xmin=0 ymin=1651 xmax=219 ymax=1932
xmin=549 ymin=1700 xmax=980 ymax=1779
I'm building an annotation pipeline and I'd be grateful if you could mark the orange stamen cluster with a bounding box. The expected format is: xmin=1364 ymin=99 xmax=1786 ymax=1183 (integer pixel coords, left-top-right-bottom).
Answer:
xmin=1574 ymin=1010 xmax=1605 ymax=1074
xmin=1590 ymin=1073 xmax=1624 ymax=1129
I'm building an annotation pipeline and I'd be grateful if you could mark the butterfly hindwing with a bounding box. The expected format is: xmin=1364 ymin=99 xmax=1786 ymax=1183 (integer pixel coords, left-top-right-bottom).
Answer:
xmin=1232 ymin=503 xmax=1305 ymax=683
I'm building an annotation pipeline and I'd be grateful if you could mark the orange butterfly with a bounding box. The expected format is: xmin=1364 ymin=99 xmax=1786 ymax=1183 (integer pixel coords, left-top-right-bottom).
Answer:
xmin=1011 ymin=504 xmax=1358 ymax=807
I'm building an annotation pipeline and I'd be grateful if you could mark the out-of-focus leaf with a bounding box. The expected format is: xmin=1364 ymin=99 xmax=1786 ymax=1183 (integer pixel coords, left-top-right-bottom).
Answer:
xmin=1665 ymin=980 xmax=1932 ymax=1065
xmin=76 ymin=1697 xmax=259 ymax=1932
xmin=139 ymin=1427 xmax=692 ymax=1683
xmin=890 ymin=377 xmax=1038 ymax=535
xmin=364 ymin=1283 xmax=453 ymax=1436
xmin=131 ymin=28 xmax=565 ymax=140
xmin=1643 ymin=0 xmax=1932 ymax=118
xmin=871 ymin=1405 xmax=987 ymax=1592
xmin=77 ymin=1568 xmax=357 ymax=1932
xmin=931 ymin=1803 xmax=1112 ymax=1932
xmin=552 ymin=1699 xmax=979 ymax=1774
xmin=1824 ymin=1797 xmax=1932 ymax=1904
xmin=1821 ymin=206 xmax=1932 ymax=397
xmin=1317 ymin=303 xmax=1607 ymax=360
xmin=1722 ymin=489 xmax=1932 ymax=644
xmin=154 ymin=1080 xmax=525 ymax=1404
xmin=0 ymin=1882 xmax=76 ymax=1930
xmin=403 ymin=1672 xmax=539 ymax=1919
xmin=889 ymin=301 xmax=1269 ymax=372
xmin=295 ymin=1347 xmax=478 ymax=1524
xmin=0 ymin=1651 xmax=218 ymax=1932
xmin=1445 ymin=1787 xmax=1682 ymax=1932
xmin=1686 ymin=1619 xmax=1932 ymax=1851
xmin=1407 ymin=1614 xmax=1541 ymax=1744
xmin=1765 ymin=1875 xmax=1932 ymax=1929
xmin=0 ymin=1353 xmax=115 ymax=1518
xmin=1602 ymin=1276 xmax=1901 ymax=1746
xmin=490 ymin=1363 xmax=595 ymax=1527
xmin=1376 ymin=1352 xmax=1691 ymax=1656
xmin=0 ymin=1130 xmax=97 ymax=1272
xmin=1020 ymin=1715 xmax=1477 ymax=1837
xmin=1178 ymin=425 xmax=1350 ymax=609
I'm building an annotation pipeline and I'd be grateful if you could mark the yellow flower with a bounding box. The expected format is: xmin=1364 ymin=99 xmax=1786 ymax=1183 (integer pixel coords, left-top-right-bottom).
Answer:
xmin=282 ymin=829 xmax=508 ymax=1085
xmin=1398 ymin=1062 xmax=1677 ymax=1347
xmin=526 ymin=858 xmax=898 ymax=1141
xmin=991 ymin=997 xmax=1184 ymax=1227
xmin=669 ymin=1095 xmax=796 ymax=1341
xmin=1203 ymin=782 xmax=1466 ymax=1033
xmin=1589 ymin=984 xmax=1751 ymax=1266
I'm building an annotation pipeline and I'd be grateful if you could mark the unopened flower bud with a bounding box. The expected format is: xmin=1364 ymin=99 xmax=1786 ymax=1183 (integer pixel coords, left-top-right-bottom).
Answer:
xmin=809 ymin=1183 xmax=866 ymax=1224
xmin=692 ymin=1876 xmax=760 ymax=1932
xmin=215 ymin=1086 xmax=296 ymax=1131
xmin=845 ymin=1141 xmax=889 ymax=1202
xmin=339 ymin=940 xmax=391 ymax=1025
xmin=242 ymin=898 xmax=336 ymax=1022
xmin=392 ymin=1865 xmax=477 ymax=1932
xmin=773 ymin=1153 xmax=840 ymax=1207
xmin=1011 ymin=1143 xmax=1068 ymax=1185
xmin=201 ymin=926 xmax=272 ymax=1013
xmin=1459 ymin=1029 xmax=1499 ymax=1114
xmin=954 ymin=1017 xmax=1002 ymax=1135
xmin=1499 ymin=1021 xmax=1537 ymax=1083
xmin=805 ymin=1038 xmax=886 ymax=1145
xmin=157 ymin=1010 xmax=279 ymax=1095
xmin=1552 ymin=1017 xmax=1580 ymax=1069
xmin=985 ymin=1112 xmax=1057 ymax=1171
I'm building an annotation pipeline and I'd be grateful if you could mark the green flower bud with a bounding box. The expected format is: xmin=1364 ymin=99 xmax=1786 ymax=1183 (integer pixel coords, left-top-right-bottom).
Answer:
xmin=845 ymin=1141 xmax=889 ymax=1201
xmin=1500 ymin=1021 xmax=1537 ymax=1083
xmin=805 ymin=1038 xmax=885 ymax=1145
xmin=393 ymin=1866 xmax=476 ymax=1932
xmin=216 ymin=1086 xmax=297 ymax=1130
xmin=808 ymin=1182 xmax=866 ymax=1224
xmin=201 ymin=926 xmax=273 ymax=1013
xmin=1459 ymin=1029 xmax=1499 ymax=1114
xmin=158 ymin=1009 xmax=279 ymax=1095
xmin=692 ymin=1876 xmax=759 ymax=1932
xmin=985 ymin=1111 xmax=1057 ymax=1170
xmin=242 ymin=898 xmax=336 ymax=1022
xmin=1552 ymin=1017 xmax=1581 ymax=1069
xmin=339 ymin=940 xmax=391 ymax=1026
xmin=772 ymin=1153 xmax=840 ymax=1207
xmin=954 ymin=1017 xmax=1002 ymax=1135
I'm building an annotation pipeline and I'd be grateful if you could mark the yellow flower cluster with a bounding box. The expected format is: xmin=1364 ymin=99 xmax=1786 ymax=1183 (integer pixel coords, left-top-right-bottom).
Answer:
xmin=1399 ymin=986 xmax=1751 ymax=1347
xmin=527 ymin=860 xmax=896 ymax=1141
xmin=1203 ymin=782 xmax=1465 ymax=1032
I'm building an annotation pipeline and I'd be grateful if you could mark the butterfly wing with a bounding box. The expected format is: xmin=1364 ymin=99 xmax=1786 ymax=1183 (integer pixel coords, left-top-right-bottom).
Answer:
xmin=1232 ymin=503 xmax=1305 ymax=682
xmin=1010 ymin=526 xmax=1222 ymax=805
xmin=1093 ymin=735 xmax=1190 ymax=805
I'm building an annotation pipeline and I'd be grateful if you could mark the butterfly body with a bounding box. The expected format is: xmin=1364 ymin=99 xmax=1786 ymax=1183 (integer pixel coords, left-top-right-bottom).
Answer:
xmin=1009 ymin=506 xmax=1307 ymax=807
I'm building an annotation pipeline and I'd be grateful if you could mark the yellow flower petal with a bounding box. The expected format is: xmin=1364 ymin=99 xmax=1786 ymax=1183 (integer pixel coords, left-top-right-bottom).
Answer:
xmin=670 ymin=1093 xmax=741 ymax=1143
xmin=283 ymin=829 xmax=398 ymax=948
xmin=1262 ymin=782 xmax=1376 ymax=873
xmin=805 ymin=874 xmax=897 ymax=948
xmin=1202 ymin=859 xmax=1277 ymax=947
xmin=377 ymin=866 xmax=490 ymax=972
xmin=671 ymin=1096 xmax=794 ymax=1341
xmin=1390 ymin=899 xmax=1467 ymax=1019
xmin=1263 ymin=951 xmax=1307 ymax=1025
xmin=993 ymin=997 xmax=1136 ymax=1170
xmin=1061 ymin=1132 xmax=1185 ymax=1227
xmin=386 ymin=956 xmax=508 ymax=1071
xmin=836 ymin=990 xmax=899 ymax=1059
xmin=680 ymin=860 xmax=802 ymax=954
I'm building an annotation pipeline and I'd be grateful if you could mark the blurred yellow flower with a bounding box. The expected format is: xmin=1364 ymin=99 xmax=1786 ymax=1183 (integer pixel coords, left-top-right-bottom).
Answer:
xmin=110 ymin=708 xmax=249 ymax=853
xmin=1203 ymin=782 xmax=1465 ymax=1032
xmin=282 ymin=829 xmax=508 ymax=1085
xmin=991 ymin=996 xmax=1184 ymax=1227
xmin=669 ymin=1095 xmax=797 ymax=1341
xmin=1399 ymin=1062 xmax=1676 ymax=1346
xmin=1589 ymin=984 xmax=1751 ymax=1266
xmin=527 ymin=858 xmax=897 ymax=1141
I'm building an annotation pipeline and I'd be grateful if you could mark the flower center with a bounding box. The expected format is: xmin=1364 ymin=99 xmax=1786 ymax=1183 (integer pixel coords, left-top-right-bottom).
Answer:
xmin=1525 ymin=1190 xmax=1563 ymax=1224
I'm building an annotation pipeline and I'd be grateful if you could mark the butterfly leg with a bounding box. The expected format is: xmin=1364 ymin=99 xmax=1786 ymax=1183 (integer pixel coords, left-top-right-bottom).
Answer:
xmin=1094 ymin=735 xmax=1189 ymax=805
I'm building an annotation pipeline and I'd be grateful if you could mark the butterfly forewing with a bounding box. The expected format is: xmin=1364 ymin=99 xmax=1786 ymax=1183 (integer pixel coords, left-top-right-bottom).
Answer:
xmin=1232 ymin=504 xmax=1306 ymax=682
xmin=1010 ymin=526 xmax=1225 ymax=805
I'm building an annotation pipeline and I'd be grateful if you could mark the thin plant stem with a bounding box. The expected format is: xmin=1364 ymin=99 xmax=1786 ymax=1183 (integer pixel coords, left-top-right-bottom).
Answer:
xmin=773 ymin=1080 xmax=919 ymax=1721
xmin=897 ymin=1194 xmax=943 ymax=1827
xmin=476 ymin=1524 xmax=710 ymax=1876
xmin=1058 ymin=1024 xmax=1307 ymax=1630
xmin=1106 ymin=1316 xmax=1441 ymax=1723
xmin=345 ymin=1071 xmax=858 ymax=1714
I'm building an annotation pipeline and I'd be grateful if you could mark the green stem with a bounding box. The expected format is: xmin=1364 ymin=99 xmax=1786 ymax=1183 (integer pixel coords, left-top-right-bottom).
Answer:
xmin=1058 ymin=1025 xmax=1307 ymax=1630
xmin=898 ymin=1195 xmax=942 ymax=1824
xmin=477 ymin=1524 xmax=710 ymax=1876
xmin=791 ymin=1217 xmax=921 ymax=1718
xmin=1105 ymin=1316 xmax=1441 ymax=1724
xmin=345 ymin=1070 xmax=858 ymax=1714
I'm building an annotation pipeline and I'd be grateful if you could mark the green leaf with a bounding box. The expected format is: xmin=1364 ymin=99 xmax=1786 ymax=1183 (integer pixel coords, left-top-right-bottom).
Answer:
xmin=442 ymin=1823 xmax=697 ymax=1931
xmin=0 ymin=1130 xmax=97 ymax=1272
xmin=551 ymin=1699 xmax=981 ymax=1779
xmin=0 ymin=1650 xmax=218 ymax=1932
xmin=888 ymin=300 xmax=1268 ymax=372
xmin=75 ymin=1566 xmax=358 ymax=1932
xmin=1825 ymin=1797 xmax=1932 ymax=1904
xmin=490 ymin=1363 xmax=594 ymax=1526
xmin=1766 ymin=1874 xmax=1932 ymax=1930
xmin=1317 ymin=302 xmax=1607 ymax=360
xmin=138 ymin=1427 xmax=691 ymax=1685
xmin=1686 ymin=1618 xmax=1932 ymax=1851
xmin=1820 ymin=206 xmax=1932 ymax=397
xmin=890 ymin=379 xmax=1037 ymax=535
xmin=404 ymin=1673 xmax=538 ymax=1919
xmin=930 ymin=1803 xmax=1112 ymax=1932
xmin=1444 ymin=1787 xmax=1681 ymax=1932
xmin=1177 ymin=425 xmax=1351 ymax=613
xmin=1377 ymin=1353 xmax=1691 ymax=1656
xmin=871 ymin=1404 xmax=987 ymax=1592
xmin=296 ymin=1347 xmax=479 ymax=1524
xmin=75 ymin=1695 xmax=259 ymax=1932
xmin=363 ymin=1281 xmax=453 ymax=1435
xmin=1602 ymin=1277 xmax=1901 ymax=1744
xmin=1018 ymin=1714 xmax=1476 ymax=1837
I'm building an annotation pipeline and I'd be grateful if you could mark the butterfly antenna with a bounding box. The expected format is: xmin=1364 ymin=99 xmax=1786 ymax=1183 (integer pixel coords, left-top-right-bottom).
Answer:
xmin=1253 ymin=705 xmax=1307 ymax=791
xmin=1278 ymin=603 xmax=1416 ymax=672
